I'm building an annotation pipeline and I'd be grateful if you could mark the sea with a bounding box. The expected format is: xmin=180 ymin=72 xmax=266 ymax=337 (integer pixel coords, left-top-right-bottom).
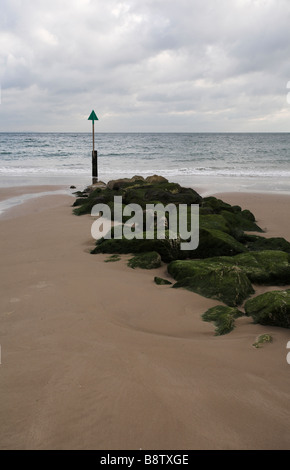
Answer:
xmin=0 ymin=132 xmax=290 ymax=195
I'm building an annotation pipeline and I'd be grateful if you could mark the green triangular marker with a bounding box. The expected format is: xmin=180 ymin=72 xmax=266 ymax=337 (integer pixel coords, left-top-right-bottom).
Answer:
xmin=88 ymin=110 xmax=98 ymax=121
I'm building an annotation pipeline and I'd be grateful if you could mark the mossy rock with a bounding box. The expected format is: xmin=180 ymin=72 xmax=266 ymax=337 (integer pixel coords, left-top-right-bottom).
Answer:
xmin=252 ymin=334 xmax=273 ymax=348
xmin=209 ymin=250 xmax=290 ymax=285
xmin=73 ymin=187 xmax=118 ymax=216
xmin=220 ymin=210 xmax=263 ymax=233
xmin=170 ymin=250 xmax=290 ymax=286
xmin=128 ymin=251 xmax=162 ymax=269
xmin=199 ymin=214 xmax=231 ymax=234
xmin=201 ymin=196 xmax=237 ymax=214
xmin=245 ymin=289 xmax=290 ymax=328
xmin=154 ymin=277 xmax=172 ymax=285
xmin=188 ymin=228 xmax=247 ymax=259
xmin=172 ymin=265 xmax=254 ymax=306
xmin=73 ymin=178 xmax=203 ymax=217
xmin=235 ymin=251 xmax=290 ymax=284
xmin=202 ymin=305 xmax=244 ymax=335
xmin=91 ymin=234 xmax=181 ymax=263
xmin=242 ymin=234 xmax=290 ymax=254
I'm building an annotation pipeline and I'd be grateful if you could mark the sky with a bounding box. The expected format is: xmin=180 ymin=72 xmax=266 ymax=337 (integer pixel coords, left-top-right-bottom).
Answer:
xmin=1 ymin=0 xmax=290 ymax=132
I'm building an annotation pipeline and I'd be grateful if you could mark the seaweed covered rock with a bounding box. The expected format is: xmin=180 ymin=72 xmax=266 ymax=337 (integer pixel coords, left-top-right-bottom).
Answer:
xmin=245 ymin=290 xmax=290 ymax=328
xmin=170 ymin=250 xmax=290 ymax=286
xmin=74 ymin=177 xmax=202 ymax=217
xmin=252 ymin=334 xmax=273 ymax=348
xmin=217 ymin=250 xmax=290 ymax=285
xmin=128 ymin=251 xmax=162 ymax=269
xmin=170 ymin=263 xmax=254 ymax=306
xmin=188 ymin=228 xmax=247 ymax=259
xmin=200 ymin=196 xmax=236 ymax=214
xmin=242 ymin=234 xmax=290 ymax=253
xmin=220 ymin=210 xmax=263 ymax=233
xmin=199 ymin=214 xmax=231 ymax=234
xmin=202 ymin=305 xmax=244 ymax=335
xmin=233 ymin=250 xmax=290 ymax=284
xmin=91 ymin=234 xmax=181 ymax=263
xmin=201 ymin=196 xmax=262 ymax=232
xmin=154 ymin=277 xmax=172 ymax=285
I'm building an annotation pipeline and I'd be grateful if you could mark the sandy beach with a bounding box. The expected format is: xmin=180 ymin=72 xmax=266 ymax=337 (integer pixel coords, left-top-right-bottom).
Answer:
xmin=1 ymin=186 xmax=290 ymax=450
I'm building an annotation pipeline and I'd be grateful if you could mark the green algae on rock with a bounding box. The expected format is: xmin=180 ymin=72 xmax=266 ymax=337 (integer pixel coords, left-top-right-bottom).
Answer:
xmin=169 ymin=250 xmax=290 ymax=286
xmin=171 ymin=264 xmax=254 ymax=306
xmin=252 ymin=333 xmax=273 ymax=348
xmin=202 ymin=305 xmax=244 ymax=335
xmin=91 ymin=234 xmax=181 ymax=263
xmin=245 ymin=290 xmax=290 ymax=328
xmin=154 ymin=277 xmax=172 ymax=285
xmin=127 ymin=251 xmax=162 ymax=269
xmin=242 ymin=234 xmax=290 ymax=253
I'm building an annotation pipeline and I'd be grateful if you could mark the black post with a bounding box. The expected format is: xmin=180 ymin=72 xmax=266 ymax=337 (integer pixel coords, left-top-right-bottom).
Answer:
xmin=92 ymin=150 xmax=98 ymax=184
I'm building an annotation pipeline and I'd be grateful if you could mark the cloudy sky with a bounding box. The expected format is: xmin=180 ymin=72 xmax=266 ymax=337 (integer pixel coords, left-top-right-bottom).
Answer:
xmin=1 ymin=0 xmax=290 ymax=132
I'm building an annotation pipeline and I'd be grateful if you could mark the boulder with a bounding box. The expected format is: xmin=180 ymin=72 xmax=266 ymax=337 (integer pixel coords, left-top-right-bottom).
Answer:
xmin=220 ymin=210 xmax=263 ymax=233
xmin=171 ymin=263 xmax=254 ymax=306
xmin=242 ymin=234 xmax=290 ymax=253
xmin=245 ymin=289 xmax=290 ymax=328
xmin=170 ymin=250 xmax=290 ymax=286
xmin=145 ymin=175 xmax=168 ymax=183
xmin=202 ymin=305 xmax=244 ymax=335
xmin=107 ymin=178 xmax=134 ymax=190
xmin=187 ymin=228 xmax=247 ymax=259
xmin=91 ymin=234 xmax=181 ymax=263
xmin=199 ymin=214 xmax=231 ymax=234
xmin=127 ymin=251 xmax=162 ymax=269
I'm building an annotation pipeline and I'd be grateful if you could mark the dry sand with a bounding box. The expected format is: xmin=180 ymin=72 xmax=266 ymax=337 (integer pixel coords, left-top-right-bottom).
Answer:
xmin=1 ymin=187 xmax=290 ymax=450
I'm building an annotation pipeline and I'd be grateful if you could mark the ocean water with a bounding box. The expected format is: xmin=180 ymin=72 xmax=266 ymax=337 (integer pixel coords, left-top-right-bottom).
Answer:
xmin=0 ymin=132 xmax=290 ymax=194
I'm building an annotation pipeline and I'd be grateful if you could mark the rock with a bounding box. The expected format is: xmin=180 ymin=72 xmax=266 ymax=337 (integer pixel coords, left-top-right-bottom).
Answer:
xmin=154 ymin=277 xmax=172 ymax=285
xmin=202 ymin=305 xmax=244 ymax=335
xmin=201 ymin=196 xmax=238 ymax=214
xmin=70 ymin=185 xmax=76 ymax=189
xmin=184 ymin=250 xmax=290 ymax=285
xmin=170 ymin=262 xmax=254 ymax=306
xmin=252 ymin=334 xmax=273 ymax=348
xmin=107 ymin=176 xmax=146 ymax=190
xmin=123 ymin=182 xmax=202 ymax=207
xmin=90 ymin=181 xmax=107 ymax=189
xmin=245 ymin=289 xmax=290 ymax=328
xmin=187 ymin=228 xmax=247 ymax=259
xmin=145 ymin=175 xmax=168 ymax=183
xmin=242 ymin=234 xmax=290 ymax=253
xmin=233 ymin=250 xmax=290 ymax=284
xmin=91 ymin=234 xmax=181 ymax=263
xmin=199 ymin=214 xmax=231 ymax=233
xmin=107 ymin=178 xmax=134 ymax=190
xmin=72 ymin=197 xmax=90 ymax=207
xmin=131 ymin=175 xmax=145 ymax=181
xmin=220 ymin=210 xmax=263 ymax=233
xmin=127 ymin=251 xmax=162 ymax=269
xmin=73 ymin=187 xmax=113 ymax=216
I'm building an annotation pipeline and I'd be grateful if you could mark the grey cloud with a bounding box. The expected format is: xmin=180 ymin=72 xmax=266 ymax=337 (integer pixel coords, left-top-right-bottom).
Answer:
xmin=1 ymin=0 xmax=290 ymax=131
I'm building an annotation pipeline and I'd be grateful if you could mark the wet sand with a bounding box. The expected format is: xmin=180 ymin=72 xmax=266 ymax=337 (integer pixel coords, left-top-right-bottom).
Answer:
xmin=0 ymin=187 xmax=290 ymax=450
